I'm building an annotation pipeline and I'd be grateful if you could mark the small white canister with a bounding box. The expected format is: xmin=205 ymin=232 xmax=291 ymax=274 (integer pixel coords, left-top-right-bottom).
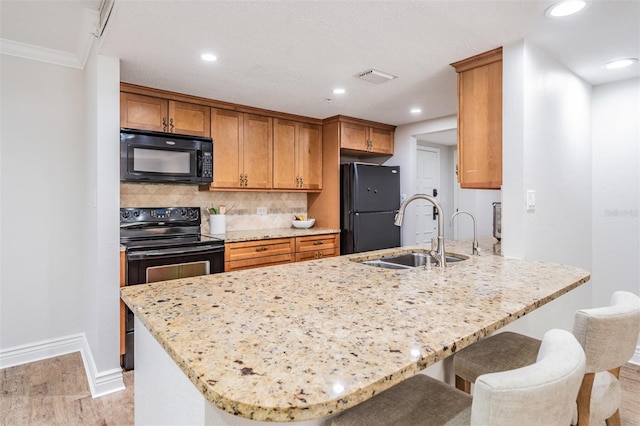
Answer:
xmin=209 ymin=214 xmax=226 ymax=234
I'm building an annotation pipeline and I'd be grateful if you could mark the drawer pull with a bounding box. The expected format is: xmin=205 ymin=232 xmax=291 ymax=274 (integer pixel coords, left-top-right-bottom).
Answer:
xmin=313 ymin=241 xmax=324 ymax=245
xmin=256 ymin=246 xmax=268 ymax=252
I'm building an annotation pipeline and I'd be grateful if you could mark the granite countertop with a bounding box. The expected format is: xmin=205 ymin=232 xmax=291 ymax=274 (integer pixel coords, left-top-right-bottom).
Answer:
xmin=204 ymin=226 xmax=341 ymax=243
xmin=120 ymin=236 xmax=590 ymax=422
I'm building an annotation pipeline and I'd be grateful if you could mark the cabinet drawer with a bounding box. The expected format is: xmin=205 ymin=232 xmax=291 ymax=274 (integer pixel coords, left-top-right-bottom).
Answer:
xmin=225 ymin=253 xmax=293 ymax=272
xmin=225 ymin=238 xmax=294 ymax=262
xmin=295 ymin=247 xmax=337 ymax=262
xmin=295 ymin=234 xmax=339 ymax=252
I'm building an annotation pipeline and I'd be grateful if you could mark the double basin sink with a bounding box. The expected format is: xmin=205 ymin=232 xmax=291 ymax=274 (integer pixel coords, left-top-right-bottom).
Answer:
xmin=357 ymin=251 xmax=468 ymax=269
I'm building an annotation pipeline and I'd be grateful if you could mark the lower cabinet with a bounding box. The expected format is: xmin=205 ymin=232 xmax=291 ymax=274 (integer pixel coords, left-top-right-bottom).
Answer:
xmin=294 ymin=233 xmax=339 ymax=261
xmin=225 ymin=233 xmax=339 ymax=272
xmin=225 ymin=238 xmax=295 ymax=272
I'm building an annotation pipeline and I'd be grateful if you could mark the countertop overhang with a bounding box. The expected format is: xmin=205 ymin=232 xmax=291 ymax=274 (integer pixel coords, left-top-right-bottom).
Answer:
xmin=120 ymin=237 xmax=590 ymax=422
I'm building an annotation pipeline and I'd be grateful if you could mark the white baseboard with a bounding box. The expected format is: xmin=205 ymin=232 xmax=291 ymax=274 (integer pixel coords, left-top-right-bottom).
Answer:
xmin=0 ymin=333 xmax=124 ymax=397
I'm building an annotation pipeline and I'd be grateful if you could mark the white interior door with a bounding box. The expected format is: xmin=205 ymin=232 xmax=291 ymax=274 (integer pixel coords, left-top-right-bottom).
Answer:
xmin=415 ymin=146 xmax=440 ymax=244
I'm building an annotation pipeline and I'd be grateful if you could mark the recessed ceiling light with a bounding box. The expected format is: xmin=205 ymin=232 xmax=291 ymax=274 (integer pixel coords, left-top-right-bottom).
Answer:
xmin=604 ymin=58 xmax=638 ymax=70
xmin=333 ymin=88 xmax=346 ymax=95
xmin=200 ymin=53 xmax=218 ymax=62
xmin=410 ymin=108 xmax=422 ymax=114
xmin=545 ymin=0 xmax=586 ymax=18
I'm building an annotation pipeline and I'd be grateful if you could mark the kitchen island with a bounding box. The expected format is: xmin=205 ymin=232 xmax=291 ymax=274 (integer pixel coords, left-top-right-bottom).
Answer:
xmin=120 ymin=237 xmax=590 ymax=425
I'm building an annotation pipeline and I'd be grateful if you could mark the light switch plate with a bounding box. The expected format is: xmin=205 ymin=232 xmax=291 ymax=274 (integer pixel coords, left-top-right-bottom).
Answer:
xmin=526 ymin=190 xmax=536 ymax=210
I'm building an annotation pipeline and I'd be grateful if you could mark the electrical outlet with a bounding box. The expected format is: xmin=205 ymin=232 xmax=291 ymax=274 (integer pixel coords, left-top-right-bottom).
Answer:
xmin=257 ymin=206 xmax=267 ymax=215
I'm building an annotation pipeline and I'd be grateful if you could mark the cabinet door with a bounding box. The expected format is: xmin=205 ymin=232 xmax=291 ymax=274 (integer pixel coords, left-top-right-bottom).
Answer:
xmin=272 ymin=119 xmax=298 ymax=189
xmin=243 ymin=114 xmax=273 ymax=189
xmin=457 ymin=61 xmax=502 ymax=188
xmin=211 ymin=108 xmax=243 ymax=188
xmin=168 ymin=101 xmax=211 ymax=137
xmin=453 ymin=47 xmax=502 ymax=189
xmin=298 ymin=123 xmax=322 ymax=189
xmin=120 ymin=93 xmax=167 ymax=132
xmin=369 ymin=127 xmax=394 ymax=155
xmin=340 ymin=122 xmax=368 ymax=151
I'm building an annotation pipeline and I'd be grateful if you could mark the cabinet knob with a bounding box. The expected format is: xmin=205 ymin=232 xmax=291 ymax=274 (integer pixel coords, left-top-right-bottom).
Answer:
xmin=313 ymin=241 xmax=324 ymax=245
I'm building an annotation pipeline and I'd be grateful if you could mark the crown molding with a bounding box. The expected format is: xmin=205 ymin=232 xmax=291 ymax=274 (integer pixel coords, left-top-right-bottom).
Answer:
xmin=0 ymin=8 xmax=99 ymax=70
xmin=0 ymin=38 xmax=84 ymax=69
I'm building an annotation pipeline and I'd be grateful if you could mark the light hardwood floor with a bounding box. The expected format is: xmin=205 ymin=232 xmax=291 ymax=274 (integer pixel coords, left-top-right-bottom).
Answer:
xmin=1 ymin=352 xmax=133 ymax=425
xmin=1 ymin=353 xmax=639 ymax=425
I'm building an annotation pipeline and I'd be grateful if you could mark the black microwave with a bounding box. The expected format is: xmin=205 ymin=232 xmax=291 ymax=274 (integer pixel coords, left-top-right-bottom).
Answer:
xmin=120 ymin=128 xmax=213 ymax=184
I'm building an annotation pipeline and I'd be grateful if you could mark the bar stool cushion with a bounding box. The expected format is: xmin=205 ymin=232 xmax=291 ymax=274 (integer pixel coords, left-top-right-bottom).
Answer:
xmin=332 ymin=374 xmax=472 ymax=426
xmin=454 ymin=331 xmax=541 ymax=384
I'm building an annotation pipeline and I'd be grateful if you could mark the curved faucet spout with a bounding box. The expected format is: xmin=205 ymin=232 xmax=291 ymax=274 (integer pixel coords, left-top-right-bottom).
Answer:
xmin=450 ymin=211 xmax=479 ymax=255
xmin=395 ymin=194 xmax=446 ymax=267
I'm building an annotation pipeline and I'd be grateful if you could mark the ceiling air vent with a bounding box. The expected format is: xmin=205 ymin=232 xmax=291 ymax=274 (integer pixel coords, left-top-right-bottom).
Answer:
xmin=355 ymin=69 xmax=397 ymax=84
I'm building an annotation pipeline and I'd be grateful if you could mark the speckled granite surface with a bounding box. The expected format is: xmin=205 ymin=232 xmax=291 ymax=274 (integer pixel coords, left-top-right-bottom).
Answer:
xmin=120 ymin=237 xmax=590 ymax=422
xmin=204 ymin=226 xmax=341 ymax=243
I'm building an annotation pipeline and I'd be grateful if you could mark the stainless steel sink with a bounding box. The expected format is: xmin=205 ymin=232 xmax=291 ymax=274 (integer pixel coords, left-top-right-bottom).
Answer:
xmin=359 ymin=259 xmax=415 ymax=269
xmin=359 ymin=251 xmax=467 ymax=269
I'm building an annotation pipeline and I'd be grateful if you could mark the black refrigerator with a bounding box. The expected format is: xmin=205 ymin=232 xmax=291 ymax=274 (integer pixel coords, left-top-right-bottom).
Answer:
xmin=340 ymin=163 xmax=401 ymax=254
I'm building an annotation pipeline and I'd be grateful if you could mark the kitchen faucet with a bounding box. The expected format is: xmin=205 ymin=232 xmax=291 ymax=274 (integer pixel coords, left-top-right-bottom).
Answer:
xmin=394 ymin=194 xmax=446 ymax=268
xmin=450 ymin=211 xmax=479 ymax=255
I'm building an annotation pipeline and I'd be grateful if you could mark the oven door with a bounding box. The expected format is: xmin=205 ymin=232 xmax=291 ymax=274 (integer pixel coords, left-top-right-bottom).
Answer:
xmin=126 ymin=244 xmax=224 ymax=285
xmin=123 ymin=243 xmax=224 ymax=370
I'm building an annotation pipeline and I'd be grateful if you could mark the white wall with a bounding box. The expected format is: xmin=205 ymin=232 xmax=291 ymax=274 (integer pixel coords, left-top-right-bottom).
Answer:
xmin=83 ymin=52 xmax=122 ymax=376
xmin=0 ymin=56 xmax=88 ymax=347
xmin=501 ymin=40 xmax=593 ymax=336
xmin=592 ymin=78 xmax=640 ymax=303
xmin=0 ymin=51 xmax=123 ymax=394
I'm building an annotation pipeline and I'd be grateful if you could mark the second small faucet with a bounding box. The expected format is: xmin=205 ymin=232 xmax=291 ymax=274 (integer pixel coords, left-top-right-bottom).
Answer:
xmin=450 ymin=211 xmax=479 ymax=255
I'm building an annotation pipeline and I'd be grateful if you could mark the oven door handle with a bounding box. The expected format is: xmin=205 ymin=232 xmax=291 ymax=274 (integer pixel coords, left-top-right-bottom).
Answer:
xmin=127 ymin=245 xmax=225 ymax=260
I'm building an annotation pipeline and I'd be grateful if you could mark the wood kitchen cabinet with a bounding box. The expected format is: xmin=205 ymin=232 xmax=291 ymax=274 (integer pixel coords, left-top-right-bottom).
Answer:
xmin=225 ymin=238 xmax=294 ymax=272
xmin=451 ymin=47 xmax=502 ymax=189
xmin=120 ymin=92 xmax=211 ymax=137
xmin=294 ymin=233 xmax=339 ymax=261
xmin=210 ymin=109 xmax=273 ymax=190
xmin=225 ymin=233 xmax=340 ymax=271
xmin=273 ymin=119 xmax=322 ymax=190
xmin=339 ymin=120 xmax=394 ymax=155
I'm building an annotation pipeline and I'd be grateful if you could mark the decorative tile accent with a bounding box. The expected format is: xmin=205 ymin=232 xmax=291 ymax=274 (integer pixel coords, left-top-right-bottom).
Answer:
xmin=120 ymin=184 xmax=307 ymax=232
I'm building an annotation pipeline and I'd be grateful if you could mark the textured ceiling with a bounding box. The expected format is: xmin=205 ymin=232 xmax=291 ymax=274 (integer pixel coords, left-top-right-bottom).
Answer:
xmin=2 ymin=0 xmax=639 ymax=126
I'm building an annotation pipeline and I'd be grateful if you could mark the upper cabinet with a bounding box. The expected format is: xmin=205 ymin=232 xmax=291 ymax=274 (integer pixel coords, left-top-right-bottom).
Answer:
xmin=120 ymin=92 xmax=211 ymax=137
xmin=273 ymin=119 xmax=322 ymax=190
xmin=209 ymin=109 xmax=272 ymax=190
xmin=451 ymin=47 xmax=502 ymax=189
xmin=339 ymin=120 xmax=394 ymax=155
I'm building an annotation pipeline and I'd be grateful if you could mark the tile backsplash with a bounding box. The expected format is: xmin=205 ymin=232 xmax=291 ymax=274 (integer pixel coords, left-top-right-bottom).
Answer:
xmin=120 ymin=184 xmax=307 ymax=233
